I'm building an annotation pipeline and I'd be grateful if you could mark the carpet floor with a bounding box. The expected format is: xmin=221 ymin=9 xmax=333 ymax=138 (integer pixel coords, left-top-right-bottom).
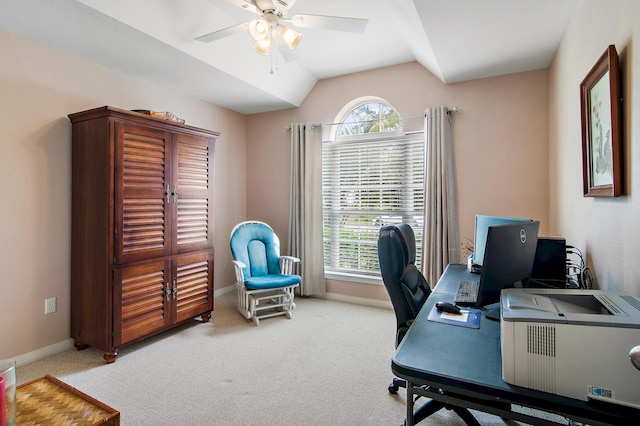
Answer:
xmin=17 ymin=292 xmax=555 ymax=425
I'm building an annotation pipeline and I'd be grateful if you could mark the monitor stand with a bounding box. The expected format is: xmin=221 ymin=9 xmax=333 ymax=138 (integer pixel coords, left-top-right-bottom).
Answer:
xmin=484 ymin=303 xmax=501 ymax=321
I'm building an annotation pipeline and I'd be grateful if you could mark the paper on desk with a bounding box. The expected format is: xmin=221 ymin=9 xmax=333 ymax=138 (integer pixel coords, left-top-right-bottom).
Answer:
xmin=440 ymin=311 xmax=469 ymax=322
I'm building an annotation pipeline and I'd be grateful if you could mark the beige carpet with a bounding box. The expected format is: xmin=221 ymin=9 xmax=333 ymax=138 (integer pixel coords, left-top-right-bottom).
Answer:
xmin=17 ymin=292 xmax=542 ymax=425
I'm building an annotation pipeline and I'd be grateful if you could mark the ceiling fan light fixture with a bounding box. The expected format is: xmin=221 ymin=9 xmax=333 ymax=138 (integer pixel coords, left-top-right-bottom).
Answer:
xmin=253 ymin=38 xmax=271 ymax=55
xmin=280 ymin=25 xmax=302 ymax=50
xmin=249 ymin=19 xmax=270 ymax=41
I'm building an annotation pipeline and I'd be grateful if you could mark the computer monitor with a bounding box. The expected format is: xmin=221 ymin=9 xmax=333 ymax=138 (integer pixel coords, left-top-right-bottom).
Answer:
xmin=473 ymin=215 xmax=532 ymax=268
xmin=475 ymin=220 xmax=540 ymax=308
xmin=528 ymin=237 xmax=567 ymax=288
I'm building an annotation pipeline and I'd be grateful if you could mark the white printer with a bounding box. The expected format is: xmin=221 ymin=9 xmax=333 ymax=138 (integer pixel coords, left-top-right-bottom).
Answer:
xmin=500 ymin=288 xmax=640 ymax=409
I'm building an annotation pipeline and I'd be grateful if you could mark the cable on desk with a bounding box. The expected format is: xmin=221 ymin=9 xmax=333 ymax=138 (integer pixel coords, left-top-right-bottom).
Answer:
xmin=566 ymin=245 xmax=593 ymax=289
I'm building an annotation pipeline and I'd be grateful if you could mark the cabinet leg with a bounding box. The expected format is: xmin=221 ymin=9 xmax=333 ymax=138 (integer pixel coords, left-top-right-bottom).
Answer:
xmin=201 ymin=312 xmax=212 ymax=323
xmin=103 ymin=349 xmax=118 ymax=364
xmin=74 ymin=341 xmax=89 ymax=351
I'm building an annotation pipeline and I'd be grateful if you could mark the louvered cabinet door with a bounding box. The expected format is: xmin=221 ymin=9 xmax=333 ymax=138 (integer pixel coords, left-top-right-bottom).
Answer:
xmin=113 ymin=260 xmax=172 ymax=347
xmin=170 ymin=133 xmax=214 ymax=254
xmin=114 ymin=121 xmax=171 ymax=264
xmin=172 ymin=251 xmax=214 ymax=323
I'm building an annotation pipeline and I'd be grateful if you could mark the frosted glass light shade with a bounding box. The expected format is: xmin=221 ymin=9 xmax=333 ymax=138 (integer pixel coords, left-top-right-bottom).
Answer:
xmin=253 ymin=38 xmax=271 ymax=55
xmin=280 ymin=26 xmax=301 ymax=50
xmin=249 ymin=19 xmax=269 ymax=41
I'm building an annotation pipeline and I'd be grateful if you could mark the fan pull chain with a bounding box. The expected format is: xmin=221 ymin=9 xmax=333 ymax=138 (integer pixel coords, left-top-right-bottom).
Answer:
xmin=270 ymin=45 xmax=275 ymax=74
xmin=270 ymin=49 xmax=279 ymax=74
xmin=269 ymin=31 xmax=278 ymax=74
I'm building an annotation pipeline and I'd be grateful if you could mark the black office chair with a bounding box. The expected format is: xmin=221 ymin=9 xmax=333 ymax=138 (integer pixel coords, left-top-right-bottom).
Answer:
xmin=377 ymin=224 xmax=480 ymax=426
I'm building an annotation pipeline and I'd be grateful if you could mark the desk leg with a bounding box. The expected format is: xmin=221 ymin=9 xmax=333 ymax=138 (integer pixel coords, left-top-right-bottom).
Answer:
xmin=405 ymin=380 xmax=415 ymax=426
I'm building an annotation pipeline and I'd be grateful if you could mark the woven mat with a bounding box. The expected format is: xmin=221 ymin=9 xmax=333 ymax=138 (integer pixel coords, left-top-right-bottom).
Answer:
xmin=17 ymin=376 xmax=118 ymax=425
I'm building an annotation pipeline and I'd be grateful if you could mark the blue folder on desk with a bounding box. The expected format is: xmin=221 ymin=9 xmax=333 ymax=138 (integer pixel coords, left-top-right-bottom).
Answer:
xmin=427 ymin=305 xmax=481 ymax=329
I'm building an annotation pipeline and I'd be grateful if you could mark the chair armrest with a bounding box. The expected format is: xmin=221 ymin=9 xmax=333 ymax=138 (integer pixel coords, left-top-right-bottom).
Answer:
xmin=279 ymin=256 xmax=300 ymax=275
xmin=232 ymin=260 xmax=246 ymax=284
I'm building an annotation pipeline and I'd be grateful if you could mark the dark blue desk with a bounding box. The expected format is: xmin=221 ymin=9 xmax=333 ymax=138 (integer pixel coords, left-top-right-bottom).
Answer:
xmin=392 ymin=264 xmax=640 ymax=426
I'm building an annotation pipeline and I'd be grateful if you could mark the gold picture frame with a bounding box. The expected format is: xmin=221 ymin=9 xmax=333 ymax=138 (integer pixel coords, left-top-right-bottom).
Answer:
xmin=580 ymin=45 xmax=622 ymax=197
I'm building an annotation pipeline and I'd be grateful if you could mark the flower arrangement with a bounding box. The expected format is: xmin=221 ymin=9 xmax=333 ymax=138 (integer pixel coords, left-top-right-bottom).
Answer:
xmin=460 ymin=236 xmax=474 ymax=261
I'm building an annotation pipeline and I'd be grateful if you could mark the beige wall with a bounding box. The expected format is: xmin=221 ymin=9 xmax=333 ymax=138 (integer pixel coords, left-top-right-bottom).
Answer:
xmin=6 ymin=0 xmax=638 ymax=360
xmin=246 ymin=62 xmax=550 ymax=301
xmin=549 ymin=0 xmax=640 ymax=293
xmin=0 ymin=30 xmax=246 ymax=359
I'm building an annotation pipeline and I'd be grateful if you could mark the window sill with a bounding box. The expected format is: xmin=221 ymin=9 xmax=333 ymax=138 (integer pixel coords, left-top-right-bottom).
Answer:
xmin=324 ymin=271 xmax=383 ymax=286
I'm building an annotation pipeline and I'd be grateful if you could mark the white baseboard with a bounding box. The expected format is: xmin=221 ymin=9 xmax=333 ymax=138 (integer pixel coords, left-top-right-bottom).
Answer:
xmin=214 ymin=286 xmax=235 ymax=297
xmin=14 ymin=338 xmax=75 ymax=367
xmin=325 ymin=293 xmax=392 ymax=310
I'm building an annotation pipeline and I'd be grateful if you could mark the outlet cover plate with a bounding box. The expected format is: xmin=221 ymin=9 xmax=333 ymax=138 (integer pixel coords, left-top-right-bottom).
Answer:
xmin=45 ymin=297 xmax=56 ymax=314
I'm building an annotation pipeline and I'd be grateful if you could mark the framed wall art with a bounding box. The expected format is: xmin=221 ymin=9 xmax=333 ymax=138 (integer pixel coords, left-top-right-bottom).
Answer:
xmin=580 ymin=44 xmax=622 ymax=197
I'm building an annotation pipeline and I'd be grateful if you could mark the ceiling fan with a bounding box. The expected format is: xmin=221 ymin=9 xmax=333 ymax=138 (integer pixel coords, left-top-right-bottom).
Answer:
xmin=195 ymin=0 xmax=369 ymax=57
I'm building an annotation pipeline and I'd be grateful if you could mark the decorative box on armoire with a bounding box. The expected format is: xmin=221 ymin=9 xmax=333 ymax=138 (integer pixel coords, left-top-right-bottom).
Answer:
xmin=68 ymin=106 xmax=218 ymax=363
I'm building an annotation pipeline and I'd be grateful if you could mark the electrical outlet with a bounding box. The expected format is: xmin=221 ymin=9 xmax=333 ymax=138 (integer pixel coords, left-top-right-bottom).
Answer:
xmin=45 ymin=297 xmax=57 ymax=314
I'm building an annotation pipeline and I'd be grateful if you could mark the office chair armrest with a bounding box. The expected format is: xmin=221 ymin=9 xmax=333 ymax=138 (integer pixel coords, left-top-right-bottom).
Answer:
xmin=279 ymin=256 xmax=300 ymax=275
xmin=231 ymin=260 xmax=247 ymax=284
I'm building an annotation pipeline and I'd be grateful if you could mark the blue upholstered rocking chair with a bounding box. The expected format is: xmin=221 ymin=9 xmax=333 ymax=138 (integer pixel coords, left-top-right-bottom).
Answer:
xmin=230 ymin=221 xmax=301 ymax=325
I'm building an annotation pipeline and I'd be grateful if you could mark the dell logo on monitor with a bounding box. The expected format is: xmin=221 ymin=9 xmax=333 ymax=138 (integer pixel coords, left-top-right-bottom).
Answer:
xmin=520 ymin=229 xmax=527 ymax=243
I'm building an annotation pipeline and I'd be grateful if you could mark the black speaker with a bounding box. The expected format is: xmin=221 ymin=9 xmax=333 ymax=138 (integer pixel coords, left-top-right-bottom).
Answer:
xmin=528 ymin=237 xmax=567 ymax=288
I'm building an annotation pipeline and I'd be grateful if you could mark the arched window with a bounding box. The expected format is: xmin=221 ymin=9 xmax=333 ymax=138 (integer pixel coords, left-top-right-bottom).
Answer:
xmin=322 ymin=98 xmax=424 ymax=280
xmin=338 ymin=100 xmax=402 ymax=136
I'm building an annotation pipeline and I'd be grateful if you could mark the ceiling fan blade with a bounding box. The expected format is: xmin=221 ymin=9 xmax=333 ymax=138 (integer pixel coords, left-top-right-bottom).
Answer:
xmin=195 ymin=22 xmax=249 ymax=43
xmin=285 ymin=14 xmax=368 ymax=33
xmin=225 ymin=0 xmax=261 ymax=16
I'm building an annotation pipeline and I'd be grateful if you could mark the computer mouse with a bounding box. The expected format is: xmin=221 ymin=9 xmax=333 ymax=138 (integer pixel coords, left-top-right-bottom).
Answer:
xmin=435 ymin=301 xmax=461 ymax=315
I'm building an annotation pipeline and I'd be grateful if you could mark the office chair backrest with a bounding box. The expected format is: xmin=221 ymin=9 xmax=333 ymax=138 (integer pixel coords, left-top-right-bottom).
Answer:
xmin=230 ymin=221 xmax=282 ymax=279
xmin=378 ymin=224 xmax=432 ymax=346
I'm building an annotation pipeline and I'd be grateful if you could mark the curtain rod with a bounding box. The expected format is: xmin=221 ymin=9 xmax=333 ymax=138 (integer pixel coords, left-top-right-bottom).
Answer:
xmin=286 ymin=107 xmax=458 ymax=131
xmin=286 ymin=123 xmax=322 ymax=131
xmin=425 ymin=107 xmax=458 ymax=117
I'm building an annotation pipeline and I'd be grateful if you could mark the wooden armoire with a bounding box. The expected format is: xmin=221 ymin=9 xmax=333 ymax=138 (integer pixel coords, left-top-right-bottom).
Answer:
xmin=68 ymin=106 xmax=218 ymax=363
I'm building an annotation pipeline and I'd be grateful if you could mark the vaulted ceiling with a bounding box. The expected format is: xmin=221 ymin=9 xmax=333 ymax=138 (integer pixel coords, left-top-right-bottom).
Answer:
xmin=1 ymin=0 xmax=580 ymax=114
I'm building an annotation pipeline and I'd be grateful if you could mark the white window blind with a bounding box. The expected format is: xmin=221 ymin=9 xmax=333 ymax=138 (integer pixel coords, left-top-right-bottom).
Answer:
xmin=322 ymin=133 xmax=424 ymax=276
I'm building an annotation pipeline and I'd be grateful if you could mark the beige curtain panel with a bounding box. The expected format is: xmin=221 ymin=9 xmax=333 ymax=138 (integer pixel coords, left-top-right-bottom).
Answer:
xmin=422 ymin=107 xmax=460 ymax=287
xmin=288 ymin=123 xmax=326 ymax=296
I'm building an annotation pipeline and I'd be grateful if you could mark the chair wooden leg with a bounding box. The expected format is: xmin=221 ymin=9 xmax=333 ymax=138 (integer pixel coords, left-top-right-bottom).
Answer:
xmin=237 ymin=285 xmax=299 ymax=325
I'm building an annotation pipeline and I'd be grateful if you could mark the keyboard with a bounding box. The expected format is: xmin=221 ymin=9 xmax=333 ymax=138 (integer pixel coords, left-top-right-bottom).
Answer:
xmin=454 ymin=280 xmax=479 ymax=304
